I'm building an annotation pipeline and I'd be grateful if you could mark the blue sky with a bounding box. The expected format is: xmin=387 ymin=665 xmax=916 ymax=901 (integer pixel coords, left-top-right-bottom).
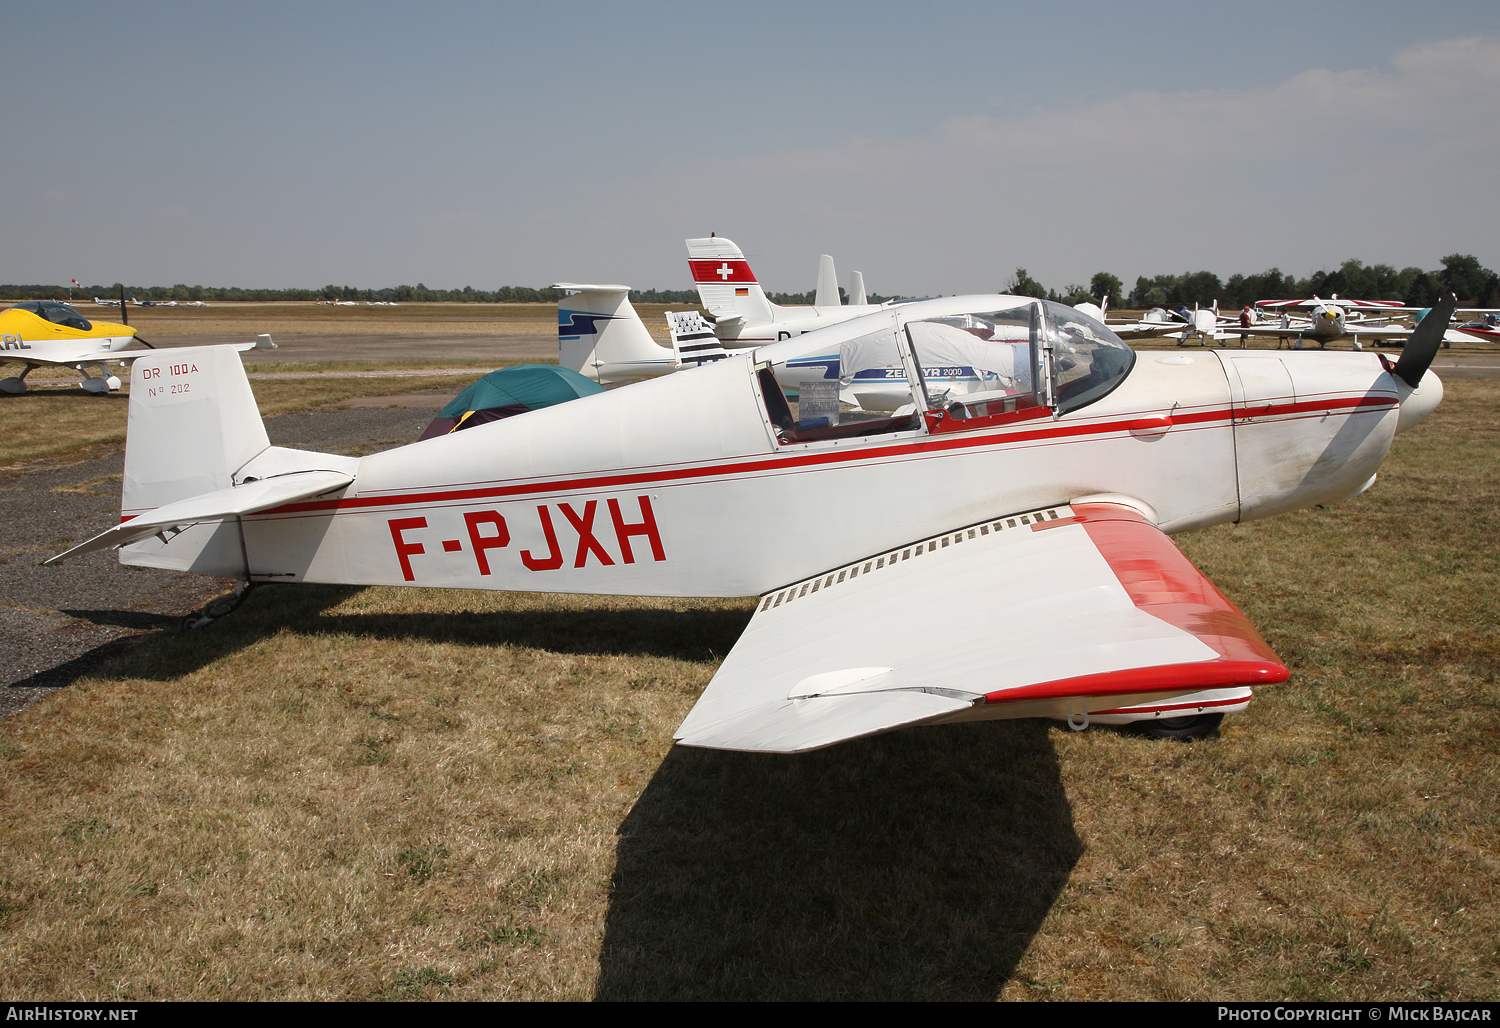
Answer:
xmin=8 ymin=1 xmax=1499 ymax=295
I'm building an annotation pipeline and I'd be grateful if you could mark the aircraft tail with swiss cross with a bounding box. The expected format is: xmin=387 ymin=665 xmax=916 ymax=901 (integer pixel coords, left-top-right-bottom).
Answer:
xmin=686 ymin=236 xmax=778 ymax=328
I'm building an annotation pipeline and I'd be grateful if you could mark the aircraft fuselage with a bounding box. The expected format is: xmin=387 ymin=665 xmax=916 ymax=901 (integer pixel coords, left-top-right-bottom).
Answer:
xmin=123 ymin=300 xmax=1433 ymax=603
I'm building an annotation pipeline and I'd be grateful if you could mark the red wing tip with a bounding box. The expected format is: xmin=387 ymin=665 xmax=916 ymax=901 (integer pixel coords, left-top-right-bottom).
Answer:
xmin=984 ymin=660 xmax=1289 ymax=705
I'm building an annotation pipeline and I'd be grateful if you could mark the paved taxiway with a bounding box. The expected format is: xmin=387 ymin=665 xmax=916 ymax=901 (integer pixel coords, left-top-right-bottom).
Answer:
xmin=1 ymin=401 xmax=444 ymax=718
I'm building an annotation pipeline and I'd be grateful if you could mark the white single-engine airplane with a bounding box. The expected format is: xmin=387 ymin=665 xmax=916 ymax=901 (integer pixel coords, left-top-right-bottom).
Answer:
xmin=1107 ymin=302 xmax=1237 ymax=345
xmin=48 ymin=292 xmax=1454 ymax=752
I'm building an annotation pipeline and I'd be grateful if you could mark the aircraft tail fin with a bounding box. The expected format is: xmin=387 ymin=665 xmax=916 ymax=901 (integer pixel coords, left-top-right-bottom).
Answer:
xmin=667 ymin=310 xmax=731 ymax=367
xmin=686 ymin=236 xmax=776 ymax=325
xmin=849 ymin=271 xmax=867 ymax=306
xmin=554 ymin=283 xmax=672 ymax=383
xmin=815 ymin=254 xmax=840 ymax=307
xmin=121 ymin=346 xmax=272 ymax=521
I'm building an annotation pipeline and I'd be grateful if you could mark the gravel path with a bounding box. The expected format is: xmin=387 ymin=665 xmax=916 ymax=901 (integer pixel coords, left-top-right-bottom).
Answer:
xmin=1 ymin=405 xmax=431 ymax=717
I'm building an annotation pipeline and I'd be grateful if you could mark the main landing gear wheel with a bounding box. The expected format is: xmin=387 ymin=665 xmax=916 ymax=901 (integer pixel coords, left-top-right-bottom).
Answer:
xmin=1138 ymin=712 xmax=1223 ymax=740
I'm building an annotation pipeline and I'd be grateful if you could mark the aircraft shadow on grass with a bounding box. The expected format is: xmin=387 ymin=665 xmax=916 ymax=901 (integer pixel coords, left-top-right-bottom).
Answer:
xmin=29 ymin=585 xmax=1084 ymax=997
xmin=594 ymin=721 xmax=1083 ymax=1001
xmin=38 ymin=583 xmax=757 ymax=686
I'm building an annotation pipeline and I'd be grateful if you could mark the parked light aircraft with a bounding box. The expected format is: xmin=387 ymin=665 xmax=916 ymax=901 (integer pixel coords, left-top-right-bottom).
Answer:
xmin=1108 ymin=302 xmax=1236 ymax=345
xmin=559 ymin=235 xmax=889 ymax=386
xmin=0 ymin=301 xmax=149 ymax=394
xmin=1250 ymin=295 xmax=1481 ymax=348
xmin=47 ymin=292 xmax=1454 ymax=752
xmin=0 ymin=300 xmax=270 ymax=394
xmin=688 ymin=235 xmax=889 ymax=346
xmin=560 ymin=281 xmax=1013 ymax=407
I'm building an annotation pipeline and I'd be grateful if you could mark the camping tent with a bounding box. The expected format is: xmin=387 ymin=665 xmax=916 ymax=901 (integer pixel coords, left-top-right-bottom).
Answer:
xmin=418 ymin=364 xmax=605 ymax=440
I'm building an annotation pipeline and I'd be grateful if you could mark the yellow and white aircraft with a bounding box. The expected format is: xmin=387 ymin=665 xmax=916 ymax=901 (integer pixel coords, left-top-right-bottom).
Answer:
xmin=0 ymin=301 xmax=151 ymax=394
xmin=0 ymin=300 xmax=264 ymax=394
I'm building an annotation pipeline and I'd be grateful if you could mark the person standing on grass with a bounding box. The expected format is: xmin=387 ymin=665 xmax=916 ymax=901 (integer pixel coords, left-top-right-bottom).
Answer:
xmin=1240 ymin=305 xmax=1254 ymax=349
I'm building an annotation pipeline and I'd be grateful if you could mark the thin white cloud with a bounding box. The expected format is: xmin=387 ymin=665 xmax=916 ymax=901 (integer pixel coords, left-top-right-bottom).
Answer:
xmin=583 ymin=36 xmax=1500 ymax=293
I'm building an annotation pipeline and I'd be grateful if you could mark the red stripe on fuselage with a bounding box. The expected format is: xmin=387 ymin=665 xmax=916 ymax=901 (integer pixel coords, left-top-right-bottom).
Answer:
xmin=248 ymin=393 xmax=1395 ymax=522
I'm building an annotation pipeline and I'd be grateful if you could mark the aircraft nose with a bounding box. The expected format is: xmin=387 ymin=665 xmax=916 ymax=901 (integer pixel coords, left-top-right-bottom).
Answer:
xmin=1394 ymin=370 xmax=1443 ymax=434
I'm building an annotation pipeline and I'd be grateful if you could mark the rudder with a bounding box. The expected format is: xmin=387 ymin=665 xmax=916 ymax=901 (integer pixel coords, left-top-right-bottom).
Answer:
xmin=686 ymin=236 xmax=775 ymax=326
xmin=554 ymin=283 xmax=673 ymax=383
xmin=123 ymin=346 xmax=270 ymax=520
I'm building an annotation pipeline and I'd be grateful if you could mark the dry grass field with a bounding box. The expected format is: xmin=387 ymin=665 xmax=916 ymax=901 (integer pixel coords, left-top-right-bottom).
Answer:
xmin=0 ymin=358 xmax=1495 ymax=999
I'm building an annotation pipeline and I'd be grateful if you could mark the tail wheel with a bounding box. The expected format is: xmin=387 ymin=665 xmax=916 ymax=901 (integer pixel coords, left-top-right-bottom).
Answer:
xmin=1138 ymin=712 xmax=1224 ymax=740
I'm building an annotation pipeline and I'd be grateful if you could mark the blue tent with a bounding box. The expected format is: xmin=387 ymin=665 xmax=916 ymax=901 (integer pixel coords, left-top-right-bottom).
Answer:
xmin=419 ymin=364 xmax=604 ymax=440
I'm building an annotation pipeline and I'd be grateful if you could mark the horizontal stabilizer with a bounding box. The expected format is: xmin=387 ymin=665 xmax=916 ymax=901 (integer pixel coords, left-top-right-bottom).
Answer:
xmin=47 ymin=470 xmax=353 ymax=564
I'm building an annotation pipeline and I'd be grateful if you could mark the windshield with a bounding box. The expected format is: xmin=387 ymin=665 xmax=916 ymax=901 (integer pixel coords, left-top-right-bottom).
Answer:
xmin=1043 ymin=302 xmax=1133 ymax=413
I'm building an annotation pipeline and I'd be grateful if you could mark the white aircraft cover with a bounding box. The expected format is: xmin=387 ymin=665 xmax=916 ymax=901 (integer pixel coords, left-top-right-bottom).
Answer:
xmin=46 ymin=470 xmax=353 ymax=564
xmin=674 ymin=503 xmax=1287 ymax=752
xmin=906 ymin=321 xmax=1030 ymax=388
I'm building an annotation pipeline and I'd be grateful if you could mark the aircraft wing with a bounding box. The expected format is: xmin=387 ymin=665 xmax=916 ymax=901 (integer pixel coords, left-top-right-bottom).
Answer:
xmin=3 ymin=342 xmax=255 ymax=368
xmin=1231 ymin=324 xmax=1483 ymax=343
xmin=674 ymin=502 xmax=1287 ymax=753
xmin=45 ymin=470 xmax=353 ymax=564
xmin=1105 ymin=321 xmax=1181 ymax=336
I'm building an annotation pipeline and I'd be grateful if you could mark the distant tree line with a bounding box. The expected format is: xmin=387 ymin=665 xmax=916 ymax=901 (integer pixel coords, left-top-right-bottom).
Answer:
xmin=1005 ymin=255 xmax=1500 ymax=309
xmin=0 ymin=282 xmax=705 ymax=305
xmin=5 ymin=255 xmax=1496 ymax=308
xmin=0 ymin=281 xmax=905 ymax=306
xmin=766 ymin=288 xmax=902 ymax=305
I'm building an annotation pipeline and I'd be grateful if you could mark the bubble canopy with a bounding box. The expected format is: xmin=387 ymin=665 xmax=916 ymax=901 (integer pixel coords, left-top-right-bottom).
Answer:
xmin=751 ymin=295 xmax=1134 ymax=445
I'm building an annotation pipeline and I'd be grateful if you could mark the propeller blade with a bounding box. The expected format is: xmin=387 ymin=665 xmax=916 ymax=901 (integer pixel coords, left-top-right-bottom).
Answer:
xmin=133 ymin=336 xmax=155 ymax=349
xmin=118 ymin=284 xmax=128 ymax=327
xmin=1391 ymin=292 xmax=1457 ymax=388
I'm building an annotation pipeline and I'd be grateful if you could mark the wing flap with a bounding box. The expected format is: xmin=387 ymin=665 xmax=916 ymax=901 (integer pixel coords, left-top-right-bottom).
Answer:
xmin=46 ymin=470 xmax=353 ymax=564
xmin=674 ymin=690 xmax=974 ymax=753
xmin=675 ymin=502 xmax=1286 ymax=753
